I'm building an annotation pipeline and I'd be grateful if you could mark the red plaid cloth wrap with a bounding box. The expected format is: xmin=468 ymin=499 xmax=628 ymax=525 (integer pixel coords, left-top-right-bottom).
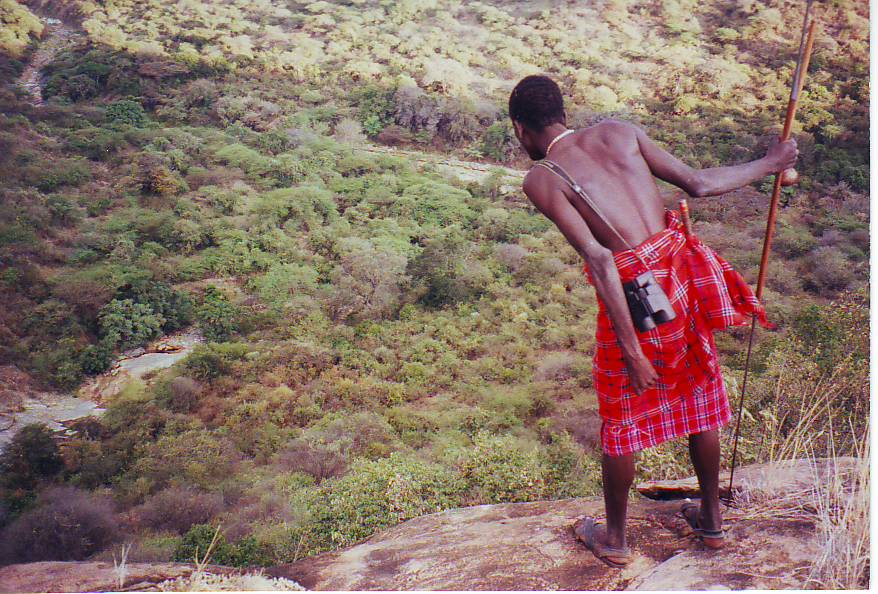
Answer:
xmin=582 ymin=208 xmax=776 ymax=456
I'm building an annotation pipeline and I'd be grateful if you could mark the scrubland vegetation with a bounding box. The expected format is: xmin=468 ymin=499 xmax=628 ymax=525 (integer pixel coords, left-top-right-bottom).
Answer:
xmin=0 ymin=0 xmax=868 ymax=586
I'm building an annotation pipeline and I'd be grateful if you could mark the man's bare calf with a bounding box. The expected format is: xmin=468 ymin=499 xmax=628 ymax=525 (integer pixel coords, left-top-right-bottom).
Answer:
xmin=593 ymin=428 xmax=724 ymax=554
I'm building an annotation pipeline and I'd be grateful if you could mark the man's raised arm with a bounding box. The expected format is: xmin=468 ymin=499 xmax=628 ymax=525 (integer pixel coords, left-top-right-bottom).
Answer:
xmin=522 ymin=174 xmax=658 ymax=395
xmin=627 ymin=122 xmax=799 ymax=197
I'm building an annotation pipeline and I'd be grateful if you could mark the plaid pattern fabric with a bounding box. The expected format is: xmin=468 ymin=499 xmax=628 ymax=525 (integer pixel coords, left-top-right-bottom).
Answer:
xmin=599 ymin=358 xmax=732 ymax=456
xmin=582 ymin=208 xmax=776 ymax=456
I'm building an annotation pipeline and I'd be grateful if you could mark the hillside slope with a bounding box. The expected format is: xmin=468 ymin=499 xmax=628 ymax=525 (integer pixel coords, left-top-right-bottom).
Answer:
xmin=0 ymin=0 xmax=868 ymax=586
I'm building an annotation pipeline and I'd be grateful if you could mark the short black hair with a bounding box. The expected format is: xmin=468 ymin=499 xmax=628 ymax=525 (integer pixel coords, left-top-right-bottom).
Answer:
xmin=508 ymin=75 xmax=565 ymax=131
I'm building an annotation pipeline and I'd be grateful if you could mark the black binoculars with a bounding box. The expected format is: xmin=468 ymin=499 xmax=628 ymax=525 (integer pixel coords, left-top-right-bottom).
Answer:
xmin=622 ymin=270 xmax=677 ymax=332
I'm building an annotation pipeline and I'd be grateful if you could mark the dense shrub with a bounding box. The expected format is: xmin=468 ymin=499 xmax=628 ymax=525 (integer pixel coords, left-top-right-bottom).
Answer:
xmin=799 ymin=246 xmax=856 ymax=295
xmin=128 ymin=429 xmax=242 ymax=496
xmin=308 ymin=452 xmax=465 ymax=549
xmin=408 ymin=229 xmax=492 ymax=307
xmin=195 ymin=286 xmax=240 ymax=341
xmin=98 ymin=298 xmax=165 ymax=350
xmin=134 ymin=486 xmax=225 ymax=534
xmin=452 ymin=431 xmax=549 ymax=504
xmin=28 ymin=159 xmax=91 ymax=192
xmin=327 ymin=238 xmax=409 ymax=322
xmin=67 ymin=126 xmax=126 ymax=161
xmin=136 ymin=153 xmax=189 ymax=196
xmin=116 ymin=280 xmax=193 ymax=333
xmin=272 ymin=439 xmax=347 ymax=484
xmin=42 ymin=45 xmax=142 ymax=102
xmin=0 ymin=423 xmax=64 ymax=514
xmin=163 ymin=376 xmax=204 ymax=413
xmin=0 ymin=486 xmax=119 ymax=564
xmin=105 ymin=99 xmax=146 ymax=127
xmin=182 ymin=342 xmax=250 ymax=381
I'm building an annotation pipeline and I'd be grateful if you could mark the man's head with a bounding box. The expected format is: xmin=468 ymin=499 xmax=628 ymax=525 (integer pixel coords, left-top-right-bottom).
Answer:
xmin=508 ymin=74 xmax=567 ymax=160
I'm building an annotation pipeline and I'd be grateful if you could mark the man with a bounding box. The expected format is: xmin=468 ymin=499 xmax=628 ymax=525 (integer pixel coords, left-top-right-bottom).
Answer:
xmin=508 ymin=75 xmax=798 ymax=567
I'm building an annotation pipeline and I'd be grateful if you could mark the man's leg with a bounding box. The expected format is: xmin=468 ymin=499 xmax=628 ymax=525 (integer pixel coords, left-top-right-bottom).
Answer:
xmin=688 ymin=428 xmax=722 ymax=530
xmin=601 ymin=452 xmax=635 ymax=548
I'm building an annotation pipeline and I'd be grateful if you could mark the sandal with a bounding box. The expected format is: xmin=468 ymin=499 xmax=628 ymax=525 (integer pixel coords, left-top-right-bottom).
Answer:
xmin=680 ymin=500 xmax=725 ymax=549
xmin=572 ymin=517 xmax=633 ymax=568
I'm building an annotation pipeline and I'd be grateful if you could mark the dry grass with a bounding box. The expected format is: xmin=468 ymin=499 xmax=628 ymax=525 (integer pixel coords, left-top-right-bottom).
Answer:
xmin=727 ymin=347 xmax=869 ymax=589
xmin=731 ymin=408 xmax=869 ymax=588
xmin=757 ymin=355 xmax=856 ymax=465
xmin=157 ymin=569 xmax=305 ymax=591
xmin=804 ymin=423 xmax=870 ymax=589
xmin=154 ymin=523 xmax=305 ymax=591
xmin=112 ymin=543 xmax=132 ymax=590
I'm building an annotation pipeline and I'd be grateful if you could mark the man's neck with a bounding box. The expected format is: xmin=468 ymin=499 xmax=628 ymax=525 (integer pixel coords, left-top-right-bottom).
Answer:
xmin=535 ymin=123 xmax=573 ymax=160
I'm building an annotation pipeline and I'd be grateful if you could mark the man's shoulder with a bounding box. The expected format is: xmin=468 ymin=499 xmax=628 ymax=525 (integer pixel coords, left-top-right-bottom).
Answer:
xmin=591 ymin=118 xmax=640 ymax=137
xmin=522 ymin=164 xmax=545 ymax=194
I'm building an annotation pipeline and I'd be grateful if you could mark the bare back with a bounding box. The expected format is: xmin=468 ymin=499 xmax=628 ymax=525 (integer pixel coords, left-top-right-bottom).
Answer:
xmin=526 ymin=120 xmax=667 ymax=253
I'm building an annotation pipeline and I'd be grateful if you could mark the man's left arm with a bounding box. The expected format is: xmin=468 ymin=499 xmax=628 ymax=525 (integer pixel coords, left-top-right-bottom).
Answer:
xmin=627 ymin=122 xmax=798 ymax=197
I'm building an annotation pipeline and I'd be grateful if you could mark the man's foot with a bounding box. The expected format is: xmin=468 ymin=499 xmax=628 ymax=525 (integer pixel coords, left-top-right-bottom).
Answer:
xmin=680 ymin=500 xmax=725 ymax=549
xmin=572 ymin=517 xmax=633 ymax=568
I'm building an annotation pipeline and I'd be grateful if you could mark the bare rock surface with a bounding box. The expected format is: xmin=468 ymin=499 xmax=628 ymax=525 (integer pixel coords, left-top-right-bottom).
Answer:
xmin=0 ymin=461 xmax=849 ymax=591
xmin=77 ymin=330 xmax=203 ymax=405
xmin=269 ymin=497 xmax=690 ymax=591
xmin=0 ymin=561 xmax=237 ymax=592
xmin=266 ymin=458 xmax=852 ymax=591
xmin=636 ymin=457 xmax=857 ymax=500
xmin=0 ymin=331 xmax=202 ymax=451
xmin=626 ymin=517 xmax=819 ymax=590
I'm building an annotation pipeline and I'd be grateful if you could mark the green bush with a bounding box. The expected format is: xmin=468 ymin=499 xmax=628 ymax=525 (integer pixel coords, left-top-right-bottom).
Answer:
xmin=249 ymin=263 xmax=319 ymax=312
xmin=174 ymin=524 xmax=270 ymax=567
xmin=307 ymin=452 xmax=465 ymax=550
xmin=67 ymin=126 xmax=126 ymax=161
xmin=79 ymin=338 xmax=116 ymax=375
xmin=196 ymin=286 xmax=240 ymax=342
xmin=106 ymin=99 xmax=146 ymax=127
xmin=453 ymin=431 xmax=549 ymax=504
xmin=250 ymin=184 xmax=338 ymax=230
xmin=30 ymin=159 xmax=91 ymax=192
xmin=407 ymin=228 xmax=492 ymax=307
xmin=98 ymin=298 xmax=165 ymax=350
xmin=29 ymin=338 xmax=87 ymax=390
xmin=45 ymin=194 xmax=81 ymax=225
xmin=481 ymin=120 xmax=516 ymax=162
xmin=0 ymin=424 xmax=64 ymax=513
xmin=396 ymin=180 xmax=474 ymax=228
xmin=116 ymin=280 xmax=193 ymax=333
xmin=183 ymin=342 xmax=250 ymax=381
xmin=773 ymin=222 xmax=818 ymax=258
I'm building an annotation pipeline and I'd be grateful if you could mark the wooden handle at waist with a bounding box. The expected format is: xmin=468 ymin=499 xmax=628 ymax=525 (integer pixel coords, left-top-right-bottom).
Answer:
xmin=678 ymin=196 xmax=694 ymax=237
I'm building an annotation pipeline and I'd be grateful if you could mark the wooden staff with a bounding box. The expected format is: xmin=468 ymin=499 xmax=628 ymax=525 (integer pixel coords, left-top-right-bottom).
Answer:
xmin=727 ymin=0 xmax=818 ymax=496
xmin=678 ymin=195 xmax=693 ymax=238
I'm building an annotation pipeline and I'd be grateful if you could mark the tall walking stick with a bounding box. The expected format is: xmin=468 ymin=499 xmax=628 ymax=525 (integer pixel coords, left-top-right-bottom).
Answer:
xmin=727 ymin=1 xmax=818 ymax=497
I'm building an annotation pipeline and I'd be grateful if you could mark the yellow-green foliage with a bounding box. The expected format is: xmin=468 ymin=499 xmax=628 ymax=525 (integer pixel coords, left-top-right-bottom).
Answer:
xmin=0 ymin=0 xmax=42 ymax=56
xmin=74 ymin=0 xmax=866 ymax=132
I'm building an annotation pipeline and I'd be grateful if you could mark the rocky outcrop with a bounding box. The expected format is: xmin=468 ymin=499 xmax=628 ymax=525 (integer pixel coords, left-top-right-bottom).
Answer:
xmin=77 ymin=330 xmax=202 ymax=405
xmin=0 ymin=459 xmax=855 ymax=591
xmin=636 ymin=457 xmax=859 ymax=500
xmin=0 ymin=561 xmax=237 ymax=592
xmin=266 ymin=458 xmax=851 ymax=591
xmin=0 ymin=331 xmax=202 ymax=451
